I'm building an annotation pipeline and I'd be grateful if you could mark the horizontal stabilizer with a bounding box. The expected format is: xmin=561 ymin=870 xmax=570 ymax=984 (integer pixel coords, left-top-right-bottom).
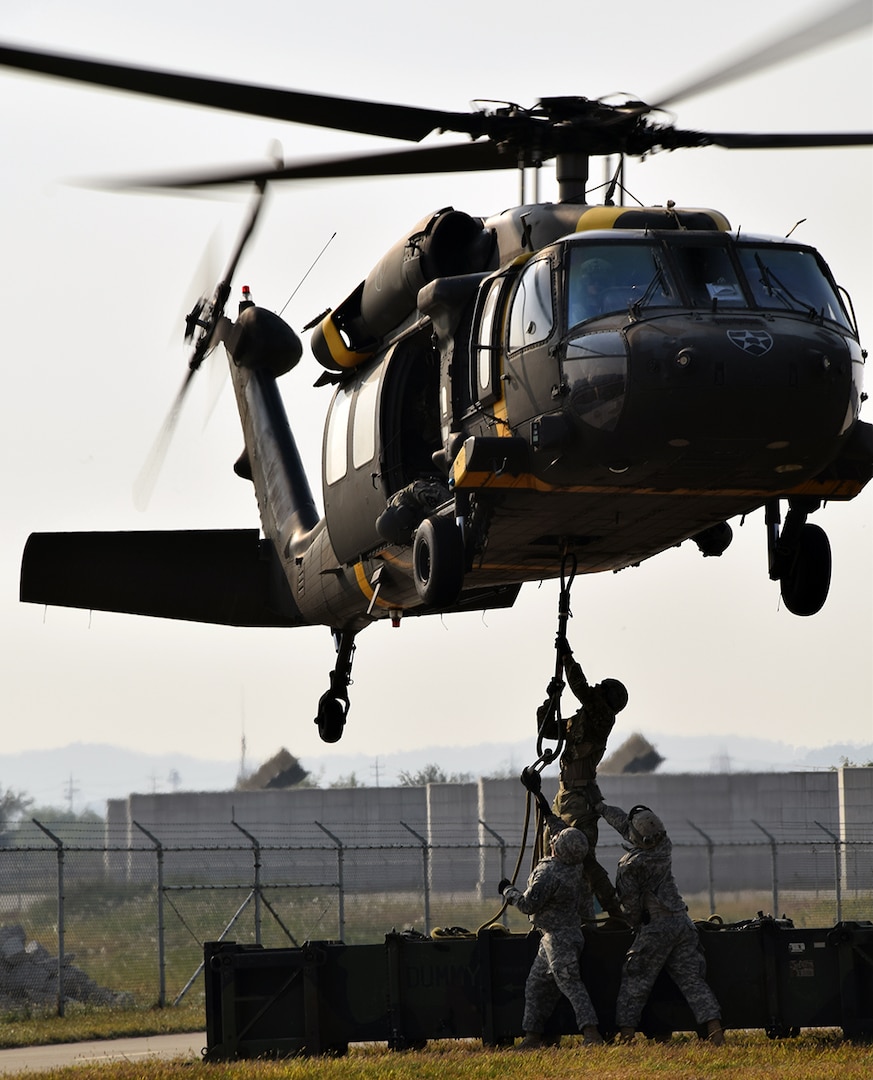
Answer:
xmin=21 ymin=529 xmax=304 ymax=627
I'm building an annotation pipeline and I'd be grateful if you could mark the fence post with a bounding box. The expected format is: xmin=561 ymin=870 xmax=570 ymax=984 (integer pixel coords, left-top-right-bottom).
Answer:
xmin=401 ymin=822 xmax=431 ymax=934
xmin=751 ymin=820 xmax=779 ymax=917
xmin=315 ymin=822 xmax=345 ymax=941
xmin=232 ymin=821 xmax=262 ymax=944
xmin=31 ymin=819 xmax=65 ymax=1017
xmin=686 ymin=820 xmax=716 ymax=916
xmin=479 ymin=820 xmax=509 ymax=927
xmin=132 ymin=821 xmax=166 ymax=1007
xmin=815 ymin=821 xmax=842 ymax=923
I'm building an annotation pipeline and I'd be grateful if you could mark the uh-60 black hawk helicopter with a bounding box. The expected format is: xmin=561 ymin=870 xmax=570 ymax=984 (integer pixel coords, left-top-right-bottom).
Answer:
xmin=5 ymin=3 xmax=872 ymax=744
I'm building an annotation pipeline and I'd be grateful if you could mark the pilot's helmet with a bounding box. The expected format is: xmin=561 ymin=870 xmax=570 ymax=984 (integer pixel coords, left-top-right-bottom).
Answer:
xmin=597 ymin=678 xmax=628 ymax=714
xmin=627 ymin=806 xmax=666 ymax=849
xmin=551 ymin=826 xmax=588 ymax=865
xmin=578 ymin=257 xmax=613 ymax=288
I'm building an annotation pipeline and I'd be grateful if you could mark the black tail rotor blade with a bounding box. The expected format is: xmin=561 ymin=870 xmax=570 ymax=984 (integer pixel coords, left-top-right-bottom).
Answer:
xmin=134 ymin=183 xmax=267 ymax=510
xmin=133 ymin=366 xmax=197 ymax=512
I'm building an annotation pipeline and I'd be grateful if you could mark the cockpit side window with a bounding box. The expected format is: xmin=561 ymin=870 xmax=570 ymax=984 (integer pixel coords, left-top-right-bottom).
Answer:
xmin=507 ymin=258 xmax=555 ymax=352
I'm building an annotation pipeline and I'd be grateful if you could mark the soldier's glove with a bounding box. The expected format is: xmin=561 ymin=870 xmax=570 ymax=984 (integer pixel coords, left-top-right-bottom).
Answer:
xmin=520 ymin=766 xmax=542 ymax=795
xmin=592 ymin=801 xmax=606 ymax=816
xmin=546 ymin=677 xmax=564 ymax=698
xmin=555 ymin=634 xmax=571 ymax=656
xmin=498 ymin=878 xmax=513 ymax=897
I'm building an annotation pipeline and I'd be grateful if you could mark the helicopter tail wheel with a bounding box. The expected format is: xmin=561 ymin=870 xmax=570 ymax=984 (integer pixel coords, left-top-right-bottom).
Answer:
xmin=412 ymin=515 xmax=465 ymax=608
xmin=315 ymin=688 xmax=349 ymax=744
xmin=779 ymin=523 xmax=832 ymax=617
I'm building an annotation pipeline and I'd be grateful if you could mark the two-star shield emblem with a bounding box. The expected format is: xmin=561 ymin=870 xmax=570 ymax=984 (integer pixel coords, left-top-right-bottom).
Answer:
xmin=727 ymin=330 xmax=774 ymax=356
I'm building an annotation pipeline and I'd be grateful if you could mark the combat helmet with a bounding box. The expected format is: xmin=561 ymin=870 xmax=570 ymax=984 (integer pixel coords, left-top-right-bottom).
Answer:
xmin=627 ymin=806 xmax=666 ymax=848
xmin=551 ymin=826 xmax=588 ymax=865
xmin=598 ymin=678 xmax=628 ymax=713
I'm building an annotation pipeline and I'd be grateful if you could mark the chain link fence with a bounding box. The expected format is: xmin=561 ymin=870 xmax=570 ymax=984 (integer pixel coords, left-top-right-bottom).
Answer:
xmin=1 ymin=816 xmax=870 ymax=1016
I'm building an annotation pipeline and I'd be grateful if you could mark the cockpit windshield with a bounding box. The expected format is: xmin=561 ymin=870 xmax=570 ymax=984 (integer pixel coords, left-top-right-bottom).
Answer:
xmin=735 ymin=245 xmax=851 ymax=329
xmin=567 ymin=244 xmax=674 ymax=326
xmin=566 ymin=237 xmax=852 ymax=331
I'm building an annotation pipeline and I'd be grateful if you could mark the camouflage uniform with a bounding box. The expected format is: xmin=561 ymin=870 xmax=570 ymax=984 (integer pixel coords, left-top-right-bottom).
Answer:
xmin=503 ymin=820 xmax=599 ymax=1035
xmin=543 ymin=653 xmax=621 ymax=915
xmin=599 ymin=803 xmax=721 ymax=1030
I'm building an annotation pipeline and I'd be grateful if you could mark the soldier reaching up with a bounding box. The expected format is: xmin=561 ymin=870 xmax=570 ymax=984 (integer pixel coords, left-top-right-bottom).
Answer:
xmin=540 ymin=638 xmax=627 ymax=917
xmin=595 ymin=799 xmax=725 ymax=1045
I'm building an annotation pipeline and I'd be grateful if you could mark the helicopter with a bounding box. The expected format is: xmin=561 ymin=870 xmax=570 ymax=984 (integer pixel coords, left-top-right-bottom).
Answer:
xmin=4 ymin=2 xmax=872 ymax=745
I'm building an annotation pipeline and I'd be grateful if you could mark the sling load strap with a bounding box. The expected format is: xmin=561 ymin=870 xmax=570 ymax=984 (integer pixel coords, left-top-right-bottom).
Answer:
xmin=476 ymin=788 xmax=535 ymax=933
xmin=477 ymin=554 xmax=587 ymax=929
xmin=535 ymin=551 xmax=577 ymax=764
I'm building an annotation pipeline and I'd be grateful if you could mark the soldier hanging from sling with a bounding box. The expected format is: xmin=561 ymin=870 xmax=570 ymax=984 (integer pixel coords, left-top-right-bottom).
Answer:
xmin=528 ymin=554 xmax=629 ymax=918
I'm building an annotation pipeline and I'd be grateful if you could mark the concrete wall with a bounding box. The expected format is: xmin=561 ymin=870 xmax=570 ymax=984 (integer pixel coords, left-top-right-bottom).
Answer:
xmin=839 ymin=767 xmax=873 ymax=890
xmin=104 ymin=767 xmax=869 ymax=898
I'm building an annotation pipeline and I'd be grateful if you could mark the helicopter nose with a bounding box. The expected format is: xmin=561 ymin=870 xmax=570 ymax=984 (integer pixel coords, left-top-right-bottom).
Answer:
xmin=625 ymin=316 xmax=853 ymax=445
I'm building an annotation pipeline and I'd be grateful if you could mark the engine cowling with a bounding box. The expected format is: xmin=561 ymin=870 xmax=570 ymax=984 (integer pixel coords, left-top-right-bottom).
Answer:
xmin=312 ymin=208 xmax=494 ymax=372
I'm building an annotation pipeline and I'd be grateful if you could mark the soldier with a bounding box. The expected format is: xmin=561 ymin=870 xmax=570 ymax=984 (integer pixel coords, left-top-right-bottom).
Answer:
xmin=595 ymin=799 xmax=725 ymax=1045
xmin=540 ymin=638 xmax=627 ymax=917
xmin=499 ymin=806 xmax=603 ymax=1050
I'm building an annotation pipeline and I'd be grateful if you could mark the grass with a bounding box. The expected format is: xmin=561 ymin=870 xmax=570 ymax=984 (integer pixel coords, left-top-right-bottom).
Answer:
xmin=1 ymin=1031 xmax=872 ymax=1080
xmin=0 ymin=1002 xmax=204 ymax=1048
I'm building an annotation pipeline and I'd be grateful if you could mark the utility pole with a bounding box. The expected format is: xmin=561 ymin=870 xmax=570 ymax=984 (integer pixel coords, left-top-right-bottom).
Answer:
xmin=64 ymin=775 xmax=79 ymax=814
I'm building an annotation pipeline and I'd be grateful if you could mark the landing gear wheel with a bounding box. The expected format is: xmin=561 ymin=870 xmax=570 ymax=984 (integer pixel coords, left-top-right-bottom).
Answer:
xmin=779 ymin=523 xmax=832 ymax=616
xmin=412 ymin=515 xmax=465 ymax=607
xmin=315 ymin=693 xmax=348 ymax=744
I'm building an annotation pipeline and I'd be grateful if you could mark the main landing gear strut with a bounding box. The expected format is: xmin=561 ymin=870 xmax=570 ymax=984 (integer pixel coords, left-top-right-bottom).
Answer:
xmin=766 ymin=498 xmax=832 ymax=616
xmin=315 ymin=629 xmax=356 ymax=743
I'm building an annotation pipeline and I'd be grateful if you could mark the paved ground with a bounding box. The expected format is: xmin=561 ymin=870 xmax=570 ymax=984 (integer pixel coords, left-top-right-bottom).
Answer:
xmin=0 ymin=1032 xmax=207 ymax=1074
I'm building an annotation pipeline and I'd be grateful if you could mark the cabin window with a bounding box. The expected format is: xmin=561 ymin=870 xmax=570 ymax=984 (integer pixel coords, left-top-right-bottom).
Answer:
xmin=325 ymin=383 xmax=353 ymax=485
xmin=567 ymin=244 xmax=673 ymax=326
xmin=507 ymin=258 xmax=554 ymax=352
xmin=352 ymin=363 xmax=381 ymax=469
xmin=735 ymin=245 xmax=851 ymax=329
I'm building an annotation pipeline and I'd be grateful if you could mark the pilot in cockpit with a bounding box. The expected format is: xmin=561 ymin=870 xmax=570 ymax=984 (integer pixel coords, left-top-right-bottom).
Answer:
xmin=568 ymin=257 xmax=614 ymax=325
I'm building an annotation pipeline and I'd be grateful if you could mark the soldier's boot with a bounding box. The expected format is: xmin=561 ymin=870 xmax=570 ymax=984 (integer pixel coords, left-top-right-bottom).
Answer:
xmin=582 ymin=1024 xmax=603 ymax=1045
xmin=704 ymin=1019 xmax=725 ymax=1046
xmin=514 ymin=1033 xmax=545 ymax=1051
xmin=618 ymin=1026 xmax=636 ymax=1044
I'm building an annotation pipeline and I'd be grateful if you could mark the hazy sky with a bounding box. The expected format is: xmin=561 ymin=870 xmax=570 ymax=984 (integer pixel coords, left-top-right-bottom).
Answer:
xmin=1 ymin=0 xmax=870 ymax=782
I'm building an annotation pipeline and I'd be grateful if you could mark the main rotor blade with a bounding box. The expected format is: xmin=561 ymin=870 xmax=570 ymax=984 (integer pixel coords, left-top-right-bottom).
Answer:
xmin=660 ymin=129 xmax=872 ymax=151
xmin=94 ymin=141 xmax=512 ymax=190
xmin=650 ymin=0 xmax=872 ymax=109
xmin=0 ymin=42 xmax=477 ymax=143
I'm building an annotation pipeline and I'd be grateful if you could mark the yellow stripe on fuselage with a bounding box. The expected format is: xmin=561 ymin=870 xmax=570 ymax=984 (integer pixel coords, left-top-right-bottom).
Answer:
xmin=451 ymin=450 xmax=865 ymax=500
